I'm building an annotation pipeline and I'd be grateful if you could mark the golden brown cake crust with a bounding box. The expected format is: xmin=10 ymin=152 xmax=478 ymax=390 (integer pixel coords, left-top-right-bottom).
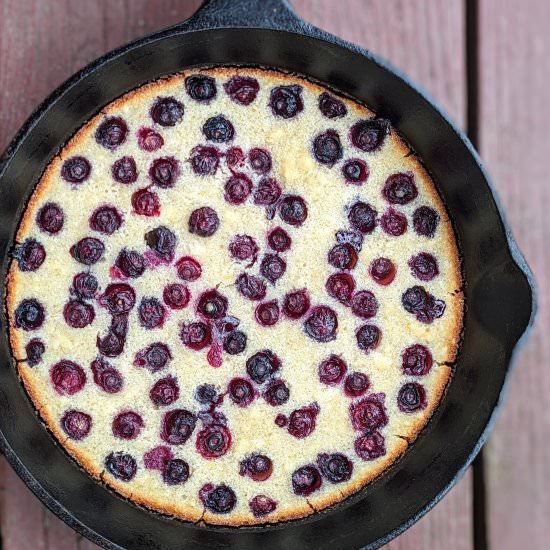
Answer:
xmin=6 ymin=66 xmax=463 ymax=525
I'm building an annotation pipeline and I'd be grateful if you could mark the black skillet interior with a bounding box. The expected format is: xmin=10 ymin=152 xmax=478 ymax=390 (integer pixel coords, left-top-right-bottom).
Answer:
xmin=0 ymin=1 xmax=536 ymax=549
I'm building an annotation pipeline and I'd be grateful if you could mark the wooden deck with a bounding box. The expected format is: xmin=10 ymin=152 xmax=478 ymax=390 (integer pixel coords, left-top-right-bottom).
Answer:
xmin=0 ymin=1 xmax=546 ymax=548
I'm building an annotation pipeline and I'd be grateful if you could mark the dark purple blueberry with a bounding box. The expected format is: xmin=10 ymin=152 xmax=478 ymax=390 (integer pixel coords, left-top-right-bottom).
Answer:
xmin=235 ymin=272 xmax=267 ymax=301
xmin=149 ymin=156 xmax=180 ymax=188
xmin=111 ymin=156 xmax=138 ymax=184
xmin=14 ymin=299 xmax=45 ymax=331
xmin=70 ymin=237 xmax=104 ymax=265
xmin=344 ymin=372 xmax=370 ymax=397
xmin=317 ymin=453 xmax=353 ymax=483
xmin=112 ymin=411 xmax=144 ymax=440
xmin=61 ymin=410 xmax=92 ymax=440
xmin=409 ymin=252 xmax=439 ymax=281
xmin=72 ymin=272 xmax=98 ymax=299
xmin=98 ymin=283 xmax=135 ymax=314
xmin=96 ymin=314 xmax=128 ymax=357
xmin=380 ymin=207 xmax=407 ymax=236
xmin=202 ymin=115 xmax=235 ymax=143
xmin=292 ymin=465 xmax=322 ymax=496
xmin=200 ymin=484 xmax=236 ymax=514
xmin=197 ymin=289 xmax=228 ymax=320
xmin=270 ymin=85 xmax=303 ymax=119
xmin=398 ymin=382 xmax=427 ymax=413
xmin=370 ymin=258 xmax=396 ymax=286
xmin=313 ymin=130 xmax=342 ymax=166
xmin=248 ymin=148 xmax=272 ymax=174
xmin=279 ymin=195 xmax=308 ymax=227
xmin=185 ymin=74 xmax=216 ymax=102
xmin=63 ymin=300 xmax=95 ymax=328
xmin=196 ymin=425 xmax=232 ymax=458
xmin=328 ymin=243 xmax=358 ymax=270
xmin=240 ymin=454 xmax=273 ymax=481
xmin=263 ymin=379 xmax=290 ymax=406
xmin=413 ymin=206 xmax=439 ymax=237
xmin=163 ymin=283 xmax=190 ymax=310
xmin=91 ymin=357 xmax=123 ymax=393
xmin=246 ymin=350 xmax=280 ymax=384
xmin=50 ymin=360 xmax=86 ymax=395
xmin=12 ymin=239 xmax=46 ymax=272
xmin=402 ymin=344 xmax=433 ymax=376
xmin=318 ymin=92 xmax=347 ymax=119
xmin=223 ymin=330 xmax=247 ymax=355
xmin=356 ymin=324 xmax=381 ymax=353
xmin=318 ymin=355 xmax=347 ymax=386
xmin=401 ymin=286 xmax=446 ymax=323
xmin=383 ymin=172 xmax=418 ymax=205
xmin=163 ymin=459 xmax=190 ymax=485
xmin=224 ymin=76 xmax=259 ymax=105
xmin=255 ymin=300 xmax=280 ymax=327
xmin=304 ymin=305 xmax=338 ymax=342
xmin=95 ymin=116 xmax=128 ymax=150
xmin=105 ymin=452 xmax=137 ymax=481
xmin=282 ymin=289 xmax=310 ymax=319
xmin=161 ymin=409 xmax=197 ymax=445
xmin=150 ymin=376 xmax=180 ymax=406
xmin=137 ymin=127 xmax=164 ymax=151
xmin=260 ymin=254 xmax=286 ymax=284
xmin=274 ymin=414 xmax=287 ymax=427
xmin=89 ymin=205 xmax=123 ymax=235
xmin=228 ymin=377 xmax=254 ymax=408
xmin=342 ymin=158 xmax=369 ymax=185
xmin=228 ymin=235 xmax=258 ymax=265
xmin=188 ymin=206 xmax=219 ymax=237
xmin=225 ymin=146 xmax=245 ymax=170
xmin=267 ymin=227 xmax=291 ymax=252
xmin=350 ymin=290 xmax=378 ymax=319
xmin=287 ymin=403 xmax=319 ymax=439
xmin=134 ymin=342 xmax=172 ymax=372
xmin=224 ymin=173 xmax=252 ymax=204
xmin=349 ymin=393 xmax=388 ymax=431
xmin=114 ymin=248 xmax=145 ymax=279
xmin=326 ymin=272 xmax=355 ymax=304
xmin=253 ymin=177 xmax=282 ymax=206
xmin=145 ymin=226 xmax=177 ymax=261
xmin=175 ymin=256 xmax=202 ymax=281
xmin=349 ymin=118 xmax=390 ymax=152
xmin=138 ymin=297 xmax=166 ymax=329
xmin=61 ymin=156 xmax=91 ymax=184
xmin=348 ymin=201 xmax=376 ymax=234
xmin=190 ymin=145 xmax=220 ymax=176
xmin=354 ymin=431 xmax=386 ymax=461
xmin=336 ymin=228 xmax=364 ymax=251
xmin=180 ymin=321 xmax=211 ymax=350
xmin=249 ymin=495 xmax=277 ymax=517
xmin=144 ymin=445 xmax=174 ymax=470
xmin=36 ymin=202 xmax=64 ymax=234
xmin=25 ymin=338 xmax=45 ymax=367
xmin=132 ymin=188 xmax=161 ymax=216
xmin=150 ymin=97 xmax=184 ymax=126
xmin=195 ymin=384 xmax=218 ymax=405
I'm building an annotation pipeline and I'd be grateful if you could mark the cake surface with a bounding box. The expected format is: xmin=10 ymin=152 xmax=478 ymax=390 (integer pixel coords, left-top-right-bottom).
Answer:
xmin=5 ymin=67 xmax=463 ymax=525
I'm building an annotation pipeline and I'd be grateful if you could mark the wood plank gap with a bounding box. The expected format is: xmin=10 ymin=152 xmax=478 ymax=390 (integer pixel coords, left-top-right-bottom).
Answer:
xmin=466 ymin=1 xmax=488 ymax=549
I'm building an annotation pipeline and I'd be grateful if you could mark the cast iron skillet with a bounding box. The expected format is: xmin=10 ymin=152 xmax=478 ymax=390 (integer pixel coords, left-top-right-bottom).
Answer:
xmin=0 ymin=1 xmax=536 ymax=548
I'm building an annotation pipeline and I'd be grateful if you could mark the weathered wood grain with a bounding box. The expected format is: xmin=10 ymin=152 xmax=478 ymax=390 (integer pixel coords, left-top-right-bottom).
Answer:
xmin=0 ymin=1 xmax=471 ymax=549
xmin=479 ymin=1 xmax=550 ymax=549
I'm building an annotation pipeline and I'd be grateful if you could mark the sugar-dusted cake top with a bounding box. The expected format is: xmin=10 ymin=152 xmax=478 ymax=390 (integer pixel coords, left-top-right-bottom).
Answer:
xmin=7 ymin=67 xmax=462 ymax=525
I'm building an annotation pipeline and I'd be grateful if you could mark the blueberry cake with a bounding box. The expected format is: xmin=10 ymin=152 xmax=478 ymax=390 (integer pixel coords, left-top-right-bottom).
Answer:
xmin=6 ymin=68 xmax=463 ymax=525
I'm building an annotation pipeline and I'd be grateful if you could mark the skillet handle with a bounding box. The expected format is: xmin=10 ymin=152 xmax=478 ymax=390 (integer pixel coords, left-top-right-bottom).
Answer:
xmin=180 ymin=0 xmax=305 ymax=32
